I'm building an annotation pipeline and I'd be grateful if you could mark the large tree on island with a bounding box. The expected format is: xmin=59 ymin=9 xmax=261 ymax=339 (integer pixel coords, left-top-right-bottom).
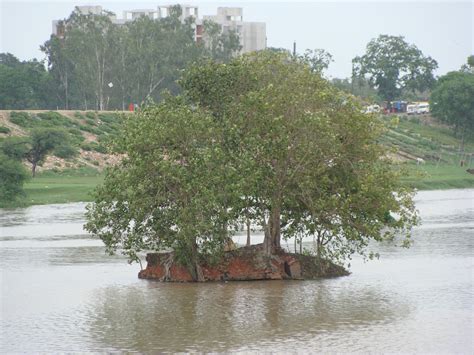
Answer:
xmin=352 ymin=35 xmax=438 ymax=102
xmin=85 ymin=51 xmax=418 ymax=280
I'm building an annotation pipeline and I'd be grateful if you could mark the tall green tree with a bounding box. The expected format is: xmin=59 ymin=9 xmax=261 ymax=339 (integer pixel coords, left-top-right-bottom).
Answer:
xmin=86 ymin=51 xmax=418 ymax=278
xmin=0 ymin=139 xmax=29 ymax=205
xmin=123 ymin=6 xmax=200 ymax=105
xmin=352 ymin=35 xmax=438 ymax=102
xmin=28 ymin=128 xmax=69 ymax=177
xmin=331 ymin=77 xmax=380 ymax=101
xmin=202 ymin=20 xmax=242 ymax=62
xmin=107 ymin=24 xmax=132 ymax=110
xmin=430 ymin=70 xmax=474 ymax=151
xmin=63 ymin=8 xmax=116 ymax=110
xmin=299 ymin=48 xmax=333 ymax=75
xmin=0 ymin=53 xmax=55 ymax=109
xmin=461 ymin=55 xmax=474 ymax=74
xmin=41 ymin=36 xmax=76 ymax=110
xmin=86 ymin=98 xmax=231 ymax=280
xmin=183 ymin=51 xmax=417 ymax=256
xmin=0 ymin=153 xmax=29 ymax=205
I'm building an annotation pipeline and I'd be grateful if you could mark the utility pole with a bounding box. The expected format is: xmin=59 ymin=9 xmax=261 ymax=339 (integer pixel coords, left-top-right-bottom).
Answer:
xmin=293 ymin=41 xmax=296 ymax=57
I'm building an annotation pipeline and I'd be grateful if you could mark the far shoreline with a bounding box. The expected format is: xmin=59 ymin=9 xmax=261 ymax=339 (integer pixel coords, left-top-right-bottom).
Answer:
xmin=2 ymin=180 xmax=473 ymax=209
xmin=1 ymin=162 xmax=473 ymax=208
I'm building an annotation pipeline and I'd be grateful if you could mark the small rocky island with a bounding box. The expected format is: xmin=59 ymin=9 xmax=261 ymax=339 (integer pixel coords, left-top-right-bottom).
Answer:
xmin=138 ymin=244 xmax=349 ymax=282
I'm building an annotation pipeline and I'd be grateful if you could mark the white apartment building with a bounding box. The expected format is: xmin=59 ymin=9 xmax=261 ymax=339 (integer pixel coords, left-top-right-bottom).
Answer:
xmin=203 ymin=7 xmax=266 ymax=54
xmin=52 ymin=4 xmax=266 ymax=54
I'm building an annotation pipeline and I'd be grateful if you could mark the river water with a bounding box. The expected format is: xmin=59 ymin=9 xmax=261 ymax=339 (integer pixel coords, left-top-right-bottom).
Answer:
xmin=1 ymin=189 xmax=473 ymax=353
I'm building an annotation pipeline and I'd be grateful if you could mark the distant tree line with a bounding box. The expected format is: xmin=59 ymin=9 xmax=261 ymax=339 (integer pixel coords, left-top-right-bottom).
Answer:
xmin=430 ymin=55 xmax=474 ymax=151
xmin=0 ymin=5 xmax=241 ymax=111
xmin=0 ymin=10 xmax=469 ymax=125
xmin=0 ymin=53 xmax=56 ymax=109
xmin=352 ymin=35 xmax=439 ymax=103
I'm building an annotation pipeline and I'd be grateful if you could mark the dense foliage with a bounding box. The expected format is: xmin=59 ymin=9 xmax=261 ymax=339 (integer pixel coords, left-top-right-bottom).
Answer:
xmin=0 ymin=110 xmax=126 ymax=205
xmin=86 ymin=51 xmax=418 ymax=278
xmin=0 ymin=6 xmax=240 ymax=110
xmin=331 ymin=77 xmax=380 ymax=102
xmin=39 ymin=5 xmax=240 ymax=111
xmin=1 ymin=128 xmax=71 ymax=176
xmin=0 ymin=53 xmax=55 ymax=109
xmin=430 ymin=69 xmax=474 ymax=150
xmin=0 ymin=151 xmax=29 ymax=205
xmin=353 ymin=35 xmax=438 ymax=102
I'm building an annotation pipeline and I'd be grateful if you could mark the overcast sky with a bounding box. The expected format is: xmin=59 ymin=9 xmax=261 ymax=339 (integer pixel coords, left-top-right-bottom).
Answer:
xmin=1 ymin=0 xmax=472 ymax=78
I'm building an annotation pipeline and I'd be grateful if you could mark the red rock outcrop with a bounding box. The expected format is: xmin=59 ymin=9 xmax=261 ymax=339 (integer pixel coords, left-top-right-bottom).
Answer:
xmin=138 ymin=244 xmax=349 ymax=282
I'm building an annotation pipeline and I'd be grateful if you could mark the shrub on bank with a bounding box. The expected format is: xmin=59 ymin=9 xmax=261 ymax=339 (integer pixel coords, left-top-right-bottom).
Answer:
xmin=54 ymin=144 xmax=79 ymax=159
xmin=85 ymin=112 xmax=96 ymax=120
xmin=80 ymin=141 xmax=107 ymax=154
xmin=9 ymin=112 xmax=32 ymax=127
xmin=0 ymin=126 xmax=11 ymax=134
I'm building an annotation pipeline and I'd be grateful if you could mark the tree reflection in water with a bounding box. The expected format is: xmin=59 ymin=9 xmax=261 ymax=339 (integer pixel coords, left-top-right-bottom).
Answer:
xmin=86 ymin=279 xmax=407 ymax=352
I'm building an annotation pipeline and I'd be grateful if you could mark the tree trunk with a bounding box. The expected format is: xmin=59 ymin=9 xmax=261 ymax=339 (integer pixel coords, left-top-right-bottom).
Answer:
xmin=263 ymin=207 xmax=281 ymax=255
xmin=271 ymin=207 xmax=281 ymax=249
xmin=64 ymin=70 xmax=69 ymax=110
xmin=246 ymin=218 xmax=251 ymax=246
xmin=263 ymin=224 xmax=272 ymax=255
xmin=459 ymin=131 xmax=465 ymax=166
xmin=190 ymin=241 xmax=204 ymax=282
xmin=31 ymin=162 xmax=37 ymax=178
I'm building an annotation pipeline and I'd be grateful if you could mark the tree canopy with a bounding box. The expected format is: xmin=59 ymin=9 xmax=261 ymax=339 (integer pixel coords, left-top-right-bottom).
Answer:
xmin=0 ymin=5 xmax=243 ymax=111
xmin=0 ymin=141 xmax=29 ymax=205
xmin=2 ymin=128 xmax=70 ymax=177
xmin=85 ymin=51 xmax=418 ymax=279
xmin=298 ymin=48 xmax=333 ymax=75
xmin=39 ymin=5 xmax=241 ymax=111
xmin=0 ymin=53 xmax=55 ymax=110
xmin=352 ymin=35 xmax=438 ymax=102
xmin=430 ymin=70 xmax=474 ymax=150
xmin=461 ymin=55 xmax=474 ymax=74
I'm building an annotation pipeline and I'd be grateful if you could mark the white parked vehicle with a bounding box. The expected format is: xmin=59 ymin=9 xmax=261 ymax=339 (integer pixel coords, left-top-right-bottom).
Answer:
xmin=407 ymin=102 xmax=430 ymax=115
xmin=407 ymin=104 xmax=417 ymax=115
xmin=364 ymin=104 xmax=381 ymax=113
xmin=416 ymin=102 xmax=430 ymax=114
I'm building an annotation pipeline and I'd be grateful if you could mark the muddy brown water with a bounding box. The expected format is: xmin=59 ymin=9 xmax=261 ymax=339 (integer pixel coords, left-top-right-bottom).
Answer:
xmin=1 ymin=189 xmax=473 ymax=353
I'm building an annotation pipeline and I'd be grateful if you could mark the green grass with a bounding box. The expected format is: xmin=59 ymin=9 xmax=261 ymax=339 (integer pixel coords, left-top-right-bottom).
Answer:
xmin=1 ymin=162 xmax=472 ymax=209
xmin=13 ymin=162 xmax=474 ymax=208
xmin=21 ymin=168 xmax=104 ymax=206
xmin=402 ymin=163 xmax=474 ymax=190
xmin=396 ymin=117 xmax=474 ymax=151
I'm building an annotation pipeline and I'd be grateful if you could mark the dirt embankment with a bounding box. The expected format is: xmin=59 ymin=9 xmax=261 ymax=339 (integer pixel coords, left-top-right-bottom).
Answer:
xmin=138 ymin=244 xmax=349 ymax=282
xmin=0 ymin=110 xmax=126 ymax=173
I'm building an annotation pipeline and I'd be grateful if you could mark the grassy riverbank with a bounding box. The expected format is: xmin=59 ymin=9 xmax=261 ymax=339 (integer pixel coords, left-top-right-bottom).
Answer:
xmin=402 ymin=163 xmax=474 ymax=190
xmin=2 ymin=168 xmax=103 ymax=208
xmin=2 ymin=162 xmax=471 ymax=208
xmin=1 ymin=111 xmax=473 ymax=208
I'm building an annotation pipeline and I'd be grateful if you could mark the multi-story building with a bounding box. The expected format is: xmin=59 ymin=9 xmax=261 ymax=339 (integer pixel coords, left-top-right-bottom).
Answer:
xmin=52 ymin=4 xmax=266 ymax=54
xmin=203 ymin=7 xmax=266 ymax=54
xmin=52 ymin=5 xmax=117 ymax=37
